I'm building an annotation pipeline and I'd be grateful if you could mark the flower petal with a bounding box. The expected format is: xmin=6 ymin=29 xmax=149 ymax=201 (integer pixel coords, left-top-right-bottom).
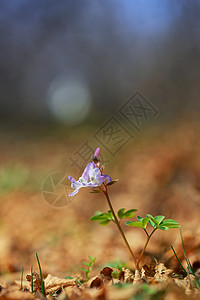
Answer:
xmin=68 ymin=187 xmax=82 ymax=196
xmin=87 ymin=182 xmax=98 ymax=187
xmin=101 ymin=174 xmax=112 ymax=184
xmin=68 ymin=176 xmax=76 ymax=183
xmin=89 ymin=167 xmax=101 ymax=179
xmin=81 ymin=163 xmax=94 ymax=181
xmin=94 ymin=147 xmax=100 ymax=159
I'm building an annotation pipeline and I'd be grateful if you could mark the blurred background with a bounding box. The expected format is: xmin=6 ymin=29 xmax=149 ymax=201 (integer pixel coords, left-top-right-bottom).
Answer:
xmin=0 ymin=0 xmax=200 ymax=124
xmin=0 ymin=0 xmax=200 ymax=280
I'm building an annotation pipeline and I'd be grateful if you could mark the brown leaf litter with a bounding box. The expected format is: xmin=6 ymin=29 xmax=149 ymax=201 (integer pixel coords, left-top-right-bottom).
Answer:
xmin=1 ymin=264 xmax=200 ymax=300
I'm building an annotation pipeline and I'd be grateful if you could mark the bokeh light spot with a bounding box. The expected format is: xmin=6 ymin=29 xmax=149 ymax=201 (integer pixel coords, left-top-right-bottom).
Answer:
xmin=47 ymin=75 xmax=92 ymax=125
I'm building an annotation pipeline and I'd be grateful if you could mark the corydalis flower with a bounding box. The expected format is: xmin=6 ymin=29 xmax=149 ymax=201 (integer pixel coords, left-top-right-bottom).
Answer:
xmin=68 ymin=148 xmax=111 ymax=196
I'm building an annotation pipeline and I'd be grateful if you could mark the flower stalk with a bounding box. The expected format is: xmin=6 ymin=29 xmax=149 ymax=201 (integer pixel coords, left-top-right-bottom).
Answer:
xmin=102 ymin=184 xmax=140 ymax=272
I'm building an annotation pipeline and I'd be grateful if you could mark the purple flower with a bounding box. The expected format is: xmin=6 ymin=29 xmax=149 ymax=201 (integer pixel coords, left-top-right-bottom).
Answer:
xmin=68 ymin=148 xmax=111 ymax=196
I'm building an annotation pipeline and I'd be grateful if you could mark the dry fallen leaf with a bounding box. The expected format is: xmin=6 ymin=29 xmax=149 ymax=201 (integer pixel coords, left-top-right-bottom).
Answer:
xmin=44 ymin=274 xmax=76 ymax=295
xmin=119 ymin=267 xmax=134 ymax=283
xmin=142 ymin=264 xmax=156 ymax=277
xmin=154 ymin=263 xmax=173 ymax=280
xmin=26 ymin=271 xmax=45 ymax=295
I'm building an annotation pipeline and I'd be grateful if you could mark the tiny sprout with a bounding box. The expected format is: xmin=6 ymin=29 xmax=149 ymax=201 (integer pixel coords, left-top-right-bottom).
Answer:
xmin=81 ymin=256 xmax=96 ymax=282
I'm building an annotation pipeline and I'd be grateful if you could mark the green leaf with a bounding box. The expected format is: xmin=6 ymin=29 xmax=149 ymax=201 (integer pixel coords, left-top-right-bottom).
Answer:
xmin=64 ymin=276 xmax=74 ymax=279
xmin=90 ymin=212 xmax=110 ymax=221
xmin=161 ymin=219 xmax=180 ymax=226
xmin=80 ymin=268 xmax=88 ymax=272
xmin=99 ymin=219 xmax=111 ymax=225
xmin=154 ymin=215 xmax=165 ymax=224
xmin=167 ymin=224 xmax=181 ymax=229
xmin=157 ymin=225 xmax=169 ymax=231
xmin=89 ymin=256 xmax=95 ymax=262
xmin=90 ymin=211 xmax=104 ymax=221
xmin=160 ymin=219 xmax=180 ymax=229
xmin=106 ymin=179 xmax=119 ymax=186
xmin=82 ymin=262 xmax=90 ymax=266
xmin=142 ymin=217 xmax=150 ymax=228
xmin=107 ymin=210 xmax=114 ymax=220
xmin=146 ymin=214 xmax=154 ymax=219
xmin=117 ymin=208 xmax=125 ymax=219
xmin=91 ymin=210 xmax=114 ymax=225
xmin=147 ymin=214 xmax=165 ymax=228
xmin=137 ymin=216 xmax=143 ymax=222
xmin=125 ymin=221 xmax=143 ymax=228
xmin=148 ymin=218 xmax=157 ymax=228
xmin=123 ymin=209 xmax=137 ymax=219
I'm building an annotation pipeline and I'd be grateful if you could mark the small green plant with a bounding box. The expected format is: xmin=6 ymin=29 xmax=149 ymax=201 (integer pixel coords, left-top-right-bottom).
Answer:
xmin=171 ymin=229 xmax=200 ymax=290
xmin=21 ymin=266 xmax=24 ymax=290
xmin=105 ymin=261 xmax=127 ymax=278
xmin=68 ymin=147 xmax=180 ymax=271
xmin=126 ymin=214 xmax=180 ymax=268
xmin=36 ymin=253 xmax=45 ymax=295
xmin=81 ymin=256 xmax=96 ymax=282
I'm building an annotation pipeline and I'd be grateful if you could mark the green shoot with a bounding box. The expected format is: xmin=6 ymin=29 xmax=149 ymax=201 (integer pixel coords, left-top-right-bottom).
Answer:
xmin=170 ymin=245 xmax=187 ymax=275
xmin=31 ymin=265 xmax=33 ymax=293
xmin=64 ymin=276 xmax=74 ymax=279
xmin=106 ymin=261 xmax=127 ymax=278
xmin=81 ymin=256 xmax=96 ymax=281
xmin=179 ymin=229 xmax=200 ymax=289
xmin=36 ymin=252 xmax=45 ymax=295
xmin=21 ymin=267 xmax=24 ymax=290
xmin=77 ymin=279 xmax=82 ymax=285
xmin=126 ymin=215 xmax=180 ymax=269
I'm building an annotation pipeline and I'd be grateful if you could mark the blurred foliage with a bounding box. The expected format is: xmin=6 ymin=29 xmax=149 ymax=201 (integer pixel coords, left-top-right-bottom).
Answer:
xmin=0 ymin=163 xmax=45 ymax=195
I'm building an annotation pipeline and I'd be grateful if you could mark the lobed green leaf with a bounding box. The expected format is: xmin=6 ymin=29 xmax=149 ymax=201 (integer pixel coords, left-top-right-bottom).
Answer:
xmin=123 ymin=209 xmax=137 ymax=219
xmin=142 ymin=217 xmax=150 ymax=228
xmin=137 ymin=216 xmax=143 ymax=222
xmin=80 ymin=268 xmax=88 ymax=272
xmin=89 ymin=256 xmax=96 ymax=262
xmin=125 ymin=221 xmax=143 ymax=228
xmin=99 ymin=219 xmax=111 ymax=225
xmin=154 ymin=215 xmax=165 ymax=224
xmin=157 ymin=225 xmax=169 ymax=231
xmin=82 ymin=262 xmax=90 ymax=266
xmin=91 ymin=211 xmax=113 ymax=221
xmin=90 ymin=190 xmax=101 ymax=193
xmin=117 ymin=208 xmax=125 ymax=219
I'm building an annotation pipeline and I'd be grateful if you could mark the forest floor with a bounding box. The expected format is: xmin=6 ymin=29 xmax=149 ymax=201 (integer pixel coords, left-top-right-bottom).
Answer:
xmin=0 ymin=118 xmax=200 ymax=299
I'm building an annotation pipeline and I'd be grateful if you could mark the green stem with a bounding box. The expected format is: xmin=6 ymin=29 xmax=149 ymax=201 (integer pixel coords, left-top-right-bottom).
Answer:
xmin=103 ymin=186 xmax=140 ymax=272
xmin=136 ymin=228 xmax=156 ymax=269
xmin=170 ymin=245 xmax=187 ymax=275
xmin=21 ymin=267 xmax=24 ymax=290
xmin=36 ymin=253 xmax=45 ymax=296
xmin=31 ymin=265 xmax=33 ymax=293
